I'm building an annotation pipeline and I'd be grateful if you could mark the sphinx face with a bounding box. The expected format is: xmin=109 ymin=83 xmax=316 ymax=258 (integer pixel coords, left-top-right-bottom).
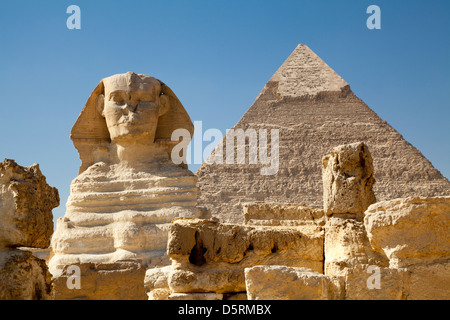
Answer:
xmin=101 ymin=73 xmax=166 ymax=143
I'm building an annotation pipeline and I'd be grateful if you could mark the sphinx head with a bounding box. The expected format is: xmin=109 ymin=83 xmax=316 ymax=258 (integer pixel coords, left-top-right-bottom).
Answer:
xmin=71 ymin=72 xmax=193 ymax=173
xmin=97 ymin=72 xmax=169 ymax=143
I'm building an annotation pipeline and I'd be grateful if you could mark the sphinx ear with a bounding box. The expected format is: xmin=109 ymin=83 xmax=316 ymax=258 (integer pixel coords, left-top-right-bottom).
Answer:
xmin=159 ymin=93 xmax=169 ymax=117
xmin=96 ymin=94 xmax=105 ymax=117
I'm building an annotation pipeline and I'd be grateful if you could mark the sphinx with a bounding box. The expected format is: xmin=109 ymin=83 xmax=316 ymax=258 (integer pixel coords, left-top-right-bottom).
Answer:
xmin=49 ymin=72 xmax=202 ymax=276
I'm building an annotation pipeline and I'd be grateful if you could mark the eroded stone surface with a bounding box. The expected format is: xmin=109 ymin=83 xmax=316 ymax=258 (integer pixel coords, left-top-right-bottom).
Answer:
xmin=364 ymin=196 xmax=450 ymax=268
xmin=0 ymin=159 xmax=59 ymax=248
xmin=344 ymin=264 xmax=407 ymax=300
xmin=324 ymin=216 xmax=388 ymax=277
xmin=144 ymin=265 xmax=172 ymax=300
xmin=322 ymin=142 xmax=376 ymax=218
xmin=0 ymin=249 xmax=52 ymax=300
xmin=243 ymin=202 xmax=324 ymax=226
xmin=245 ymin=265 xmax=338 ymax=300
xmin=51 ymin=260 xmax=147 ymax=300
xmin=167 ymin=218 xmax=323 ymax=293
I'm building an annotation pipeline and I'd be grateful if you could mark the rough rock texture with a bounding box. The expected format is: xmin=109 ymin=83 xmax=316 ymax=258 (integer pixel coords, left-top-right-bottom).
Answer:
xmin=321 ymin=143 xmax=385 ymax=276
xmin=0 ymin=159 xmax=58 ymax=300
xmin=0 ymin=159 xmax=59 ymax=248
xmin=364 ymin=196 xmax=450 ymax=268
xmin=344 ymin=264 xmax=407 ymax=300
xmin=167 ymin=218 xmax=323 ymax=294
xmin=51 ymin=260 xmax=147 ymax=300
xmin=324 ymin=216 xmax=388 ymax=277
xmin=243 ymin=202 xmax=324 ymax=226
xmin=196 ymin=44 xmax=450 ymax=224
xmin=322 ymin=142 xmax=376 ymax=218
xmin=406 ymin=261 xmax=450 ymax=300
xmin=0 ymin=249 xmax=52 ymax=300
xmin=245 ymin=266 xmax=340 ymax=300
xmin=145 ymin=265 xmax=172 ymax=300
xmin=49 ymin=73 xmax=202 ymax=283
xmin=168 ymin=293 xmax=223 ymax=300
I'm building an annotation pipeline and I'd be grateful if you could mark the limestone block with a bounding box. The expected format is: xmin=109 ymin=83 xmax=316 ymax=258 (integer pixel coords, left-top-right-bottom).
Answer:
xmin=168 ymin=218 xmax=324 ymax=293
xmin=168 ymin=293 xmax=223 ymax=300
xmin=0 ymin=249 xmax=52 ymax=300
xmin=51 ymin=260 xmax=147 ymax=300
xmin=0 ymin=159 xmax=59 ymax=248
xmin=405 ymin=261 xmax=450 ymax=300
xmin=243 ymin=202 xmax=324 ymax=226
xmin=322 ymin=142 xmax=376 ymax=217
xmin=324 ymin=216 xmax=388 ymax=277
xmin=364 ymin=196 xmax=450 ymax=268
xmin=144 ymin=265 xmax=172 ymax=300
xmin=345 ymin=264 xmax=407 ymax=300
xmin=245 ymin=265 xmax=337 ymax=300
xmin=148 ymin=288 xmax=171 ymax=300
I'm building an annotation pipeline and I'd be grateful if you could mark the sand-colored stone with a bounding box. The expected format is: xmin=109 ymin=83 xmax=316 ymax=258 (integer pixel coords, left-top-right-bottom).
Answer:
xmin=0 ymin=249 xmax=52 ymax=300
xmin=167 ymin=218 xmax=324 ymax=293
xmin=322 ymin=142 xmax=376 ymax=218
xmin=324 ymin=216 xmax=388 ymax=277
xmin=168 ymin=293 xmax=223 ymax=300
xmin=243 ymin=202 xmax=324 ymax=226
xmin=0 ymin=159 xmax=58 ymax=300
xmin=364 ymin=196 xmax=450 ymax=268
xmin=196 ymin=44 xmax=449 ymax=224
xmin=344 ymin=264 xmax=407 ymax=300
xmin=51 ymin=260 xmax=147 ymax=300
xmin=0 ymin=159 xmax=59 ymax=248
xmin=49 ymin=73 xmax=202 ymax=281
xmin=405 ymin=261 xmax=450 ymax=300
xmin=144 ymin=265 xmax=172 ymax=300
xmin=245 ymin=265 xmax=338 ymax=300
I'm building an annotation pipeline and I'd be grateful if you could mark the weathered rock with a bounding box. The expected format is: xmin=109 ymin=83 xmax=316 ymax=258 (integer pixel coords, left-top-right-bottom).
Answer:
xmin=245 ymin=265 xmax=338 ymax=300
xmin=168 ymin=293 xmax=223 ymax=300
xmin=324 ymin=216 xmax=388 ymax=276
xmin=0 ymin=159 xmax=58 ymax=300
xmin=405 ymin=261 xmax=450 ymax=300
xmin=167 ymin=218 xmax=324 ymax=293
xmin=196 ymin=44 xmax=450 ymax=224
xmin=144 ymin=265 xmax=172 ymax=300
xmin=243 ymin=202 xmax=324 ymax=226
xmin=49 ymin=73 xmax=202 ymax=281
xmin=0 ymin=249 xmax=52 ymax=300
xmin=364 ymin=196 xmax=450 ymax=268
xmin=344 ymin=264 xmax=407 ymax=300
xmin=148 ymin=288 xmax=171 ymax=300
xmin=0 ymin=159 xmax=59 ymax=248
xmin=322 ymin=142 xmax=376 ymax=218
xmin=51 ymin=260 xmax=147 ymax=300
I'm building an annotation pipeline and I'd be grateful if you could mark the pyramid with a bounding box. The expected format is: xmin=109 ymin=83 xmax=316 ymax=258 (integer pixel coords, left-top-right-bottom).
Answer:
xmin=196 ymin=44 xmax=449 ymax=224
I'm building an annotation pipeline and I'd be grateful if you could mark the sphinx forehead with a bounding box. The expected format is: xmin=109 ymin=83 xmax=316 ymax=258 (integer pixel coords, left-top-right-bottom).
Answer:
xmin=103 ymin=72 xmax=161 ymax=94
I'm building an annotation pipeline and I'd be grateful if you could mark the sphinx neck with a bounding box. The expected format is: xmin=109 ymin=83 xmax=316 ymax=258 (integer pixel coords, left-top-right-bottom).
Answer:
xmin=110 ymin=141 xmax=168 ymax=167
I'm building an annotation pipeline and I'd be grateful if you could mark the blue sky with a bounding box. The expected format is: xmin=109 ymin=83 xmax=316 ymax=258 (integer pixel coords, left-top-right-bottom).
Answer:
xmin=0 ymin=0 xmax=449 ymax=223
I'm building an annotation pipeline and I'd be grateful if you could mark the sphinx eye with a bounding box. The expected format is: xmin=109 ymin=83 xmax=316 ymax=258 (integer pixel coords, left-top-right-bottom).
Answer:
xmin=111 ymin=94 xmax=124 ymax=104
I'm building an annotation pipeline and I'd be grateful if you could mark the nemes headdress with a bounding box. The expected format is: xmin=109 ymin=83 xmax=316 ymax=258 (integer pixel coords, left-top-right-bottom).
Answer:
xmin=70 ymin=72 xmax=194 ymax=173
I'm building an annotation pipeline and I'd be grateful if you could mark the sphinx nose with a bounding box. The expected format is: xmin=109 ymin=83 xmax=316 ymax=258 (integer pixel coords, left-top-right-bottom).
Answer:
xmin=122 ymin=103 xmax=138 ymax=113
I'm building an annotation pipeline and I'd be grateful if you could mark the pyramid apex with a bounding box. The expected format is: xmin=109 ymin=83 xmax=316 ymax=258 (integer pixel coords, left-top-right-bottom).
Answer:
xmin=269 ymin=44 xmax=349 ymax=97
